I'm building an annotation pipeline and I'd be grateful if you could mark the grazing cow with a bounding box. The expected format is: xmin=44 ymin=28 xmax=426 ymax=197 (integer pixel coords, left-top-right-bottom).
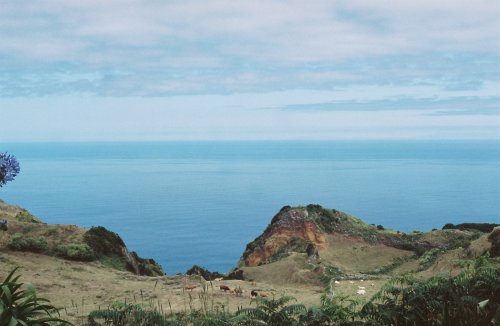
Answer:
xmin=234 ymin=287 xmax=243 ymax=296
xmin=356 ymin=289 xmax=366 ymax=295
xmin=251 ymin=290 xmax=258 ymax=297
xmin=184 ymin=285 xmax=197 ymax=291
xmin=259 ymin=293 xmax=268 ymax=298
xmin=220 ymin=285 xmax=231 ymax=292
xmin=214 ymin=277 xmax=224 ymax=282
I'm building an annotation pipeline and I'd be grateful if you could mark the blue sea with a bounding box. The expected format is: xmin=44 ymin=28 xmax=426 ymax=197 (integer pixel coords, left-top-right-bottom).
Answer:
xmin=1 ymin=141 xmax=499 ymax=274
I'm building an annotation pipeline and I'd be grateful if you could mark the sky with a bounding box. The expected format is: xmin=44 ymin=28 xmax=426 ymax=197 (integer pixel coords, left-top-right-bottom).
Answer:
xmin=0 ymin=0 xmax=499 ymax=141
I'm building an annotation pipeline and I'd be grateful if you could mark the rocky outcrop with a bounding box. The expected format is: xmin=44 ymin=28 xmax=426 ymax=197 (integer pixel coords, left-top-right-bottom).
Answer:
xmin=186 ymin=265 xmax=224 ymax=280
xmin=238 ymin=204 xmax=487 ymax=269
xmin=239 ymin=205 xmax=343 ymax=266
xmin=83 ymin=226 xmax=164 ymax=276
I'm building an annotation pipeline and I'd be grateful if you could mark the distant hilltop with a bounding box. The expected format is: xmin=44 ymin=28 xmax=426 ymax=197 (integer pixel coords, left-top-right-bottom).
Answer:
xmin=230 ymin=204 xmax=499 ymax=285
xmin=0 ymin=199 xmax=163 ymax=277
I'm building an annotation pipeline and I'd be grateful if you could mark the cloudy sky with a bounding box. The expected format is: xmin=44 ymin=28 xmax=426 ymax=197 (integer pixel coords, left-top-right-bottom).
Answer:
xmin=1 ymin=0 xmax=499 ymax=141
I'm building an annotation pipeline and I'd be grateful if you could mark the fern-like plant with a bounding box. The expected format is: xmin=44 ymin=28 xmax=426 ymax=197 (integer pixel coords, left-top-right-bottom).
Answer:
xmin=0 ymin=267 xmax=72 ymax=326
xmin=85 ymin=303 xmax=178 ymax=326
xmin=235 ymin=296 xmax=306 ymax=325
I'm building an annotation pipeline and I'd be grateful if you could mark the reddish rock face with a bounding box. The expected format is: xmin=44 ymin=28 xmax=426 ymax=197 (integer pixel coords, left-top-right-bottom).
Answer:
xmin=242 ymin=208 xmax=328 ymax=267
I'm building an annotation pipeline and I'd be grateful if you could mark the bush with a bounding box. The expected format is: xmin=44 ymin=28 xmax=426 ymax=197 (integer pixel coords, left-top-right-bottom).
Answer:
xmin=8 ymin=233 xmax=48 ymax=253
xmin=56 ymin=243 xmax=96 ymax=261
xmin=83 ymin=226 xmax=126 ymax=257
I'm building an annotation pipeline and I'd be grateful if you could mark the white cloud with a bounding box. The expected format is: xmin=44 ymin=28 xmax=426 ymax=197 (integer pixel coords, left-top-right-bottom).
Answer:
xmin=0 ymin=1 xmax=499 ymax=139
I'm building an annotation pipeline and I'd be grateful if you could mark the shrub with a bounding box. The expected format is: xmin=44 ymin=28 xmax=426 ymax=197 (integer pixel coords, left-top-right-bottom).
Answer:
xmin=56 ymin=243 xmax=96 ymax=261
xmin=8 ymin=233 xmax=48 ymax=253
xmin=83 ymin=226 xmax=126 ymax=257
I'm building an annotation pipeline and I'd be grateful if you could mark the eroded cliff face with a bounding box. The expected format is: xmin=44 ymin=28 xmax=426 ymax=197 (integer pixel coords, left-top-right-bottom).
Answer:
xmin=238 ymin=204 xmax=489 ymax=271
xmin=240 ymin=205 xmax=340 ymax=266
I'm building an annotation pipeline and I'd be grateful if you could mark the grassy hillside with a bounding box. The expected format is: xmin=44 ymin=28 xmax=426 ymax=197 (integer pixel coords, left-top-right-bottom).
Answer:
xmin=1 ymin=200 xmax=498 ymax=324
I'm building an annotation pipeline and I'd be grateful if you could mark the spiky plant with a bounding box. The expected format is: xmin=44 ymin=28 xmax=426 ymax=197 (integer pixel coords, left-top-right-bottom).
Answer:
xmin=0 ymin=267 xmax=72 ymax=326
xmin=85 ymin=303 xmax=178 ymax=326
xmin=360 ymin=256 xmax=500 ymax=325
xmin=235 ymin=295 xmax=306 ymax=326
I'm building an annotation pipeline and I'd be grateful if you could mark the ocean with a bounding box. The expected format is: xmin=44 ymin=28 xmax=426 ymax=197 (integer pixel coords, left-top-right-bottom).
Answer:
xmin=1 ymin=141 xmax=499 ymax=274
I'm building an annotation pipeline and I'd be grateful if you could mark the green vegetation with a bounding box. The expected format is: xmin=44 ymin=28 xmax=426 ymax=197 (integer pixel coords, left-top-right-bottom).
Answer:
xmin=85 ymin=303 xmax=177 ymax=326
xmin=15 ymin=210 xmax=41 ymax=223
xmin=320 ymin=265 xmax=345 ymax=285
xmin=83 ymin=226 xmax=126 ymax=258
xmin=305 ymin=204 xmax=342 ymax=233
xmin=0 ymin=267 xmax=72 ymax=325
xmin=416 ymin=248 xmax=442 ymax=271
xmin=8 ymin=233 xmax=48 ymax=253
xmin=56 ymin=243 xmax=96 ymax=261
xmin=236 ymin=296 xmax=306 ymax=325
xmin=80 ymin=256 xmax=499 ymax=325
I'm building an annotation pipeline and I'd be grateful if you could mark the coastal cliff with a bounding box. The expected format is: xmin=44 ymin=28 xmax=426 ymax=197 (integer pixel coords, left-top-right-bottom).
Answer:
xmin=0 ymin=199 xmax=164 ymax=276
xmin=235 ymin=204 xmax=495 ymax=285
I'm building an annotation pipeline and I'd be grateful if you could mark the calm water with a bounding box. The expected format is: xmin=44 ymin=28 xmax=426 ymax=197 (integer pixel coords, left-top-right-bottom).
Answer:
xmin=1 ymin=141 xmax=499 ymax=274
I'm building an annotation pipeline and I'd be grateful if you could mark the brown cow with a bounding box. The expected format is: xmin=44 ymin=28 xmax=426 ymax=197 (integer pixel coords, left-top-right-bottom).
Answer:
xmin=184 ymin=284 xmax=197 ymax=291
xmin=220 ymin=285 xmax=231 ymax=292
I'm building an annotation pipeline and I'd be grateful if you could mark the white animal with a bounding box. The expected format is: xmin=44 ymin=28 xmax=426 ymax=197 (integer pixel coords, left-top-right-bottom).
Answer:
xmin=349 ymin=281 xmax=354 ymax=284
xmin=356 ymin=289 xmax=366 ymax=295
xmin=334 ymin=281 xmax=340 ymax=284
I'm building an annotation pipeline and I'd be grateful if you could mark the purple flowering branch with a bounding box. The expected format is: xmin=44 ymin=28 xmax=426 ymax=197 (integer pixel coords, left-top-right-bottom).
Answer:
xmin=0 ymin=152 xmax=20 ymax=187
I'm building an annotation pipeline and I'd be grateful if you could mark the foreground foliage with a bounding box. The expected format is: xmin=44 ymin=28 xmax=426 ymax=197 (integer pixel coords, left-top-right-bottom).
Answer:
xmin=0 ymin=267 xmax=72 ymax=326
xmin=82 ymin=256 xmax=499 ymax=325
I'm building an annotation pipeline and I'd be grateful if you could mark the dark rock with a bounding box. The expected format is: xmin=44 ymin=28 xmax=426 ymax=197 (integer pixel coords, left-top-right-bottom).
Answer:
xmin=442 ymin=223 xmax=500 ymax=233
xmin=84 ymin=226 xmax=164 ymax=276
xmin=226 ymin=269 xmax=245 ymax=280
xmin=488 ymin=227 xmax=500 ymax=257
xmin=186 ymin=265 xmax=224 ymax=281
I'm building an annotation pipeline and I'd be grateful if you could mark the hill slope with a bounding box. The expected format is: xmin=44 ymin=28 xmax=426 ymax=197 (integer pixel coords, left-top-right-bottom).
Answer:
xmin=233 ymin=204 xmax=494 ymax=285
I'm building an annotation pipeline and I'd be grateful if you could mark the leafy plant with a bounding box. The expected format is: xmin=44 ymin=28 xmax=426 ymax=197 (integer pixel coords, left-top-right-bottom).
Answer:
xmin=8 ymin=233 xmax=49 ymax=253
xmin=56 ymin=243 xmax=96 ymax=261
xmin=0 ymin=267 xmax=72 ymax=325
xmin=236 ymin=295 xmax=306 ymax=325
xmin=361 ymin=257 xmax=500 ymax=325
xmin=85 ymin=303 xmax=177 ymax=326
